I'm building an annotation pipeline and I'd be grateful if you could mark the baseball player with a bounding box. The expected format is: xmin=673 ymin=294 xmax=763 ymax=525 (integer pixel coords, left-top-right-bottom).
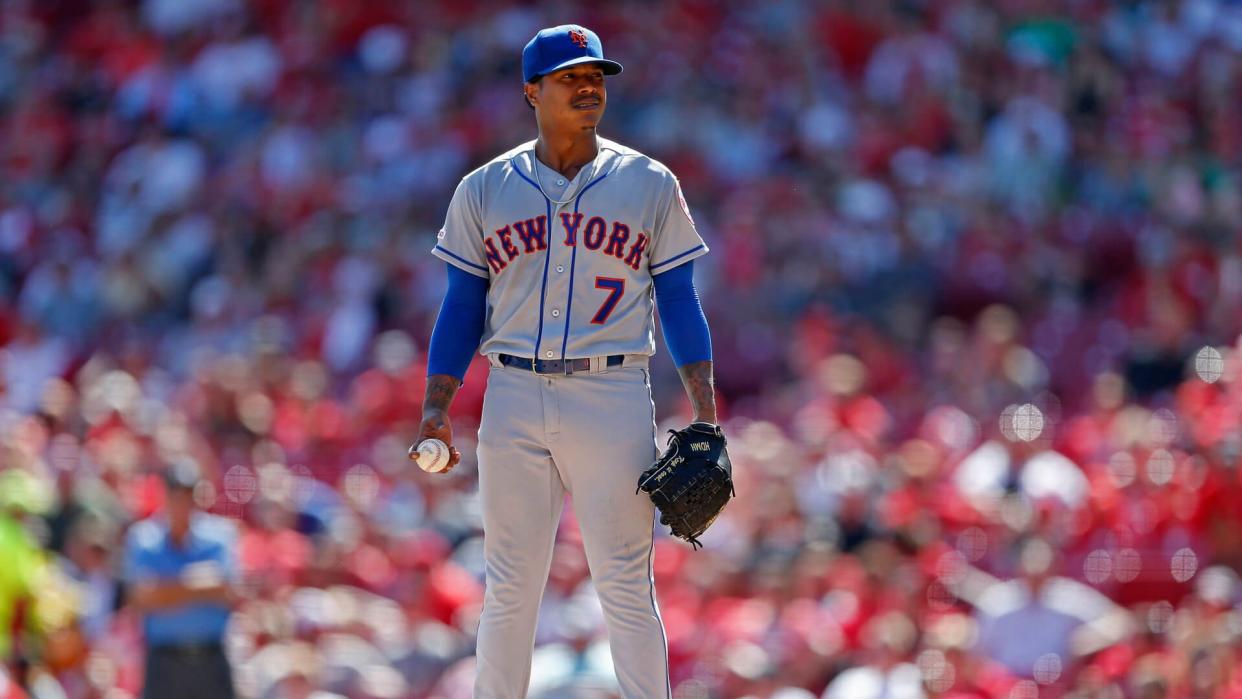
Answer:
xmin=408 ymin=24 xmax=718 ymax=698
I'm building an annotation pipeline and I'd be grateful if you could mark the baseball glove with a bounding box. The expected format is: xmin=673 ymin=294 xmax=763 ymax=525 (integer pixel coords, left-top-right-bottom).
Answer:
xmin=637 ymin=422 xmax=734 ymax=549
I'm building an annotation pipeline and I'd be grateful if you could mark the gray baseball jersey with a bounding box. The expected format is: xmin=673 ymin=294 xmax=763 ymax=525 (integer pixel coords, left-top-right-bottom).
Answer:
xmin=432 ymin=137 xmax=707 ymax=362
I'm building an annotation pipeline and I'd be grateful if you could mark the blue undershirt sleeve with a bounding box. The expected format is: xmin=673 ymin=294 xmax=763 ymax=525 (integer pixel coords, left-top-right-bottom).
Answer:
xmin=652 ymin=260 xmax=713 ymax=367
xmin=427 ymin=263 xmax=488 ymax=380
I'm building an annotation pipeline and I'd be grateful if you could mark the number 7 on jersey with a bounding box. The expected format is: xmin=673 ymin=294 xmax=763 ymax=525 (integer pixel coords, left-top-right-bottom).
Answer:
xmin=591 ymin=277 xmax=625 ymax=324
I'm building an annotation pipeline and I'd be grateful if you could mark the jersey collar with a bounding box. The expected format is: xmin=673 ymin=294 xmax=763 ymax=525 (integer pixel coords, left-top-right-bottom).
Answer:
xmin=512 ymin=137 xmax=623 ymax=192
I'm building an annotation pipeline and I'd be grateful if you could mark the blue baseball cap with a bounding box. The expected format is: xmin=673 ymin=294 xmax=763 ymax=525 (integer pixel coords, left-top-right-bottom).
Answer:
xmin=522 ymin=24 xmax=623 ymax=83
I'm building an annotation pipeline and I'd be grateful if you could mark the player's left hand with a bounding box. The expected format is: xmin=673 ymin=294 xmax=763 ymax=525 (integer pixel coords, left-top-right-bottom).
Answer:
xmin=637 ymin=422 xmax=733 ymax=549
xmin=408 ymin=408 xmax=463 ymax=473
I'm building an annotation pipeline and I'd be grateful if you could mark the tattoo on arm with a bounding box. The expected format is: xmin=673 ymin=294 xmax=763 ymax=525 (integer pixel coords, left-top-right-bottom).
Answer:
xmin=416 ymin=374 xmax=464 ymax=468
xmin=423 ymin=374 xmax=462 ymax=414
xmin=677 ymin=360 xmax=718 ymax=424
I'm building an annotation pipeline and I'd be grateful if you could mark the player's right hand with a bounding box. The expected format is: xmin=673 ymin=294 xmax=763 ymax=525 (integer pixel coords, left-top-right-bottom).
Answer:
xmin=408 ymin=408 xmax=462 ymax=473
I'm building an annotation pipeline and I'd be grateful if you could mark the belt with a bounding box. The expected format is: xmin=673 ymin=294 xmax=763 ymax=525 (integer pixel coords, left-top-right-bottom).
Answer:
xmin=498 ymin=353 xmax=625 ymax=375
xmin=149 ymin=641 xmax=225 ymax=658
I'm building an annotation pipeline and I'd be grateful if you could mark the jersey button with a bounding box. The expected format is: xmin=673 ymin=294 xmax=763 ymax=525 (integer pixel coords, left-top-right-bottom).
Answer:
xmin=556 ymin=178 xmax=566 ymax=186
xmin=556 ymin=265 xmax=565 ymax=273
xmin=546 ymin=351 xmax=555 ymax=358
xmin=551 ymin=309 xmax=560 ymax=317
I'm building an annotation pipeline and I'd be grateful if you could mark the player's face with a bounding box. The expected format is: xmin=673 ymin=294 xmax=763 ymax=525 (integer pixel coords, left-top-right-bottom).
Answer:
xmin=528 ymin=65 xmax=607 ymax=133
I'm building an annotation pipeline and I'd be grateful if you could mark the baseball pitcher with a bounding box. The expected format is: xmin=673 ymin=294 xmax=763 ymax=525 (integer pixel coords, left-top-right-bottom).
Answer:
xmin=406 ymin=24 xmax=729 ymax=698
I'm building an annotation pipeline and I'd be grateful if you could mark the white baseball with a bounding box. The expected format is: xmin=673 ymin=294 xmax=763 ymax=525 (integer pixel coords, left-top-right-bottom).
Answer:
xmin=414 ymin=438 xmax=451 ymax=473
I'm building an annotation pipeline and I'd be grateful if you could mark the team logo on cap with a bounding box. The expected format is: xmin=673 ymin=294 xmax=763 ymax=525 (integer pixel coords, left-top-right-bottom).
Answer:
xmin=569 ymin=29 xmax=589 ymax=48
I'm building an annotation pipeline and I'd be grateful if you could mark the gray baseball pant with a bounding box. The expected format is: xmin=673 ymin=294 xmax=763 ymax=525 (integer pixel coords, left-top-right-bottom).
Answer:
xmin=472 ymin=358 xmax=670 ymax=698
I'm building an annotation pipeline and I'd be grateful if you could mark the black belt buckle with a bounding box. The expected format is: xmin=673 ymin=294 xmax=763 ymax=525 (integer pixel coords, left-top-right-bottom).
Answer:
xmin=152 ymin=642 xmax=222 ymax=658
xmin=534 ymin=358 xmax=587 ymax=374
xmin=499 ymin=354 xmax=623 ymax=375
xmin=534 ymin=358 xmax=560 ymax=374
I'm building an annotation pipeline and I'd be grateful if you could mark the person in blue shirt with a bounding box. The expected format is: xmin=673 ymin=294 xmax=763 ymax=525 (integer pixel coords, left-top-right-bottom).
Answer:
xmin=123 ymin=460 xmax=238 ymax=699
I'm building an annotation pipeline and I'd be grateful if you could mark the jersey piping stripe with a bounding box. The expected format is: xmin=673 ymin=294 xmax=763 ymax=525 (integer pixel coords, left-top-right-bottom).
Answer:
xmin=508 ymin=161 xmax=554 ymax=358
xmin=647 ymin=531 xmax=671 ymax=699
xmin=561 ymin=172 xmax=610 ymax=359
xmin=433 ymin=245 xmax=489 ymax=272
xmin=650 ymin=244 xmax=705 ymax=272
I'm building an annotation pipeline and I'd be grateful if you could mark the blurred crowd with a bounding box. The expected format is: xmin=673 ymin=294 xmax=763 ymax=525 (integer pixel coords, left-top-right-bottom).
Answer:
xmin=2 ymin=0 xmax=1242 ymax=697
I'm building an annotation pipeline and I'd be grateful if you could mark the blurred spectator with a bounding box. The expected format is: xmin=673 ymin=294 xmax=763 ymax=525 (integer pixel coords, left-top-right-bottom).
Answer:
xmin=959 ymin=538 xmax=1135 ymax=680
xmin=0 ymin=471 xmax=47 ymax=680
xmin=124 ymin=460 xmax=239 ymax=699
xmin=0 ymin=0 xmax=1240 ymax=696
xmin=55 ymin=512 xmax=121 ymax=642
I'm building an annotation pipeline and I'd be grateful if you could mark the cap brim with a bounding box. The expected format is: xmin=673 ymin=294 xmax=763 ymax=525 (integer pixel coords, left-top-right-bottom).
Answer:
xmin=533 ymin=56 xmax=623 ymax=81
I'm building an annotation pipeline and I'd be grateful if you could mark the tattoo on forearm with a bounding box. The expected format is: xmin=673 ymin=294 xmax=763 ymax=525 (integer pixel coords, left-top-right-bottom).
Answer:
xmin=424 ymin=374 xmax=462 ymax=414
xmin=677 ymin=360 xmax=717 ymax=422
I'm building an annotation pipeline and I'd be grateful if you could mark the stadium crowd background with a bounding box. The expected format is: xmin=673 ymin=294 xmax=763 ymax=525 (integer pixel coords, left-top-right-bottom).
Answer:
xmin=2 ymin=0 xmax=1242 ymax=697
